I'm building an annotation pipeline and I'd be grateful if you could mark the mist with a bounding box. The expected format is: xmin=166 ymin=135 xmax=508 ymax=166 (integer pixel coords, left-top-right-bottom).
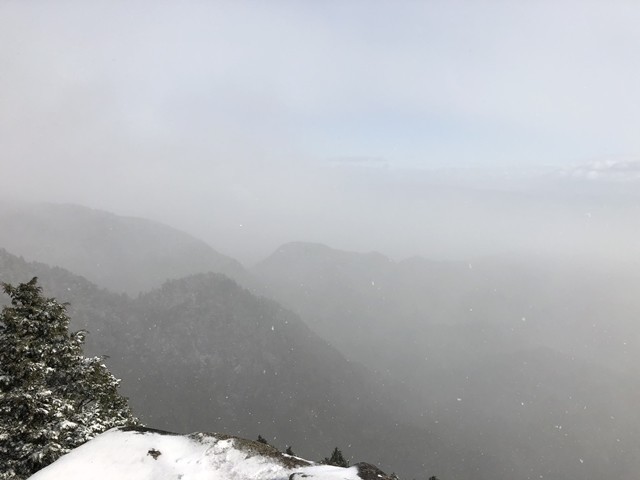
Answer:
xmin=2 ymin=1 xmax=640 ymax=264
xmin=2 ymin=2 xmax=640 ymax=479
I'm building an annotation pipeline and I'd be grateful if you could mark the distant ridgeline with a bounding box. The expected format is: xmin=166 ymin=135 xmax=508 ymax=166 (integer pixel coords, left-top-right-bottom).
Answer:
xmin=0 ymin=202 xmax=247 ymax=295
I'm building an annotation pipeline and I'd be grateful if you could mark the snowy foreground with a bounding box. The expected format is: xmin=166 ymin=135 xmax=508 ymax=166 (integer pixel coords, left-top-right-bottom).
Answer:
xmin=29 ymin=427 xmax=390 ymax=480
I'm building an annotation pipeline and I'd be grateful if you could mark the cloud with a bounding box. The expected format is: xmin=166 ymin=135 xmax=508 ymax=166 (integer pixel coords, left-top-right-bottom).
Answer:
xmin=556 ymin=155 xmax=640 ymax=182
xmin=2 ymin=1 xmax=640 ymax=173
xmin=1 ymin=1 xmax=640 ymax=263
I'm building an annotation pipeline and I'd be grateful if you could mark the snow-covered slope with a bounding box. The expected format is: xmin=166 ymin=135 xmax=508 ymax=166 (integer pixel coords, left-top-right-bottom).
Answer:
xmin=28 ymin=427 xmax=386 ymax=480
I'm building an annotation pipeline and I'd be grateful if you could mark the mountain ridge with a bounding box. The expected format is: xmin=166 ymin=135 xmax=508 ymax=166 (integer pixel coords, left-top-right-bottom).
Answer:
xmin=0 ymin=201 xmax=247 ymax=295
xmin=0 ymin=248 xmax=477 ymax=480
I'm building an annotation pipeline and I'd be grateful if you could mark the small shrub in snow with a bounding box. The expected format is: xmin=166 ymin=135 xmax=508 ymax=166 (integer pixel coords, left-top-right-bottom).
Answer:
xmin=323 ymin=447 xmax=349 ymax=468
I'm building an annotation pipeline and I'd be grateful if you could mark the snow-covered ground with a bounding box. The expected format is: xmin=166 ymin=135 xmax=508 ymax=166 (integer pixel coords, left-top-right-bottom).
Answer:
xmin=28 ymin=427 xmax=365 ymax=480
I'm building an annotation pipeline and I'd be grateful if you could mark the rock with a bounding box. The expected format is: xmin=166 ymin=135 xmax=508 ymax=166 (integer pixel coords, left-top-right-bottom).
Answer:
xmin=355 ymin=462 xmax=396 ymax=480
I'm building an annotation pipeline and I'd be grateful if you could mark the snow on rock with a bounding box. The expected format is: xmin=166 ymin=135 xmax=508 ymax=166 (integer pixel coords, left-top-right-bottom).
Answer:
xmin=28 ymin=427 xmax=371 ymax=480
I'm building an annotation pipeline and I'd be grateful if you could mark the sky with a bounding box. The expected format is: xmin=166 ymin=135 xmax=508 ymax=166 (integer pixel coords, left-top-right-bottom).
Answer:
xmin=1 ymin=1 xmax=640 ymax=262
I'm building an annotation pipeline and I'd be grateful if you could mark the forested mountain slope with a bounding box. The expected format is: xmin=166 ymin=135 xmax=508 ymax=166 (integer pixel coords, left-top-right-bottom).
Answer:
xmin=4 ymin=209 xmax=639 ymax=479
xmin=0 ymin=249 xmax=483 ymax=480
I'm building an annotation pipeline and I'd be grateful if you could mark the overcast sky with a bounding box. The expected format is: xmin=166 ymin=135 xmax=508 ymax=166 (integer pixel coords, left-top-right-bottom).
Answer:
xmin=2 ymin=1 xmax=640 ymax=262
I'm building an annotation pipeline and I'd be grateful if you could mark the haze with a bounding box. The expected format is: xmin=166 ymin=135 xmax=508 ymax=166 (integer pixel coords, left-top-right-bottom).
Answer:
xmin=1 ymin=1 xmax=639 ymax=264
xmin=4 ymin=3 xmax=640 ymax=479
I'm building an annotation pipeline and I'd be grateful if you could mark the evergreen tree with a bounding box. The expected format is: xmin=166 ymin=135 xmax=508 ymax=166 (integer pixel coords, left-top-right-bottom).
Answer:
xmin=285 ymin=445 xmax=295 ymax=456
xmin=257 ymin=434 xmax=269 ymax=445
xmin=323 ymin=446 xmax=349 ymax=467
xmin=0 ymin=278 xmax=137 ymax=479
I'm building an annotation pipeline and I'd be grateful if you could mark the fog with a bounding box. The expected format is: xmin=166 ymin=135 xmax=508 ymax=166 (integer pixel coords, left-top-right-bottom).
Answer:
xmin=2 ymin=2 xmax=640 ymax=479
xmin=2 ymin=1 xmax=640 ymax=264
